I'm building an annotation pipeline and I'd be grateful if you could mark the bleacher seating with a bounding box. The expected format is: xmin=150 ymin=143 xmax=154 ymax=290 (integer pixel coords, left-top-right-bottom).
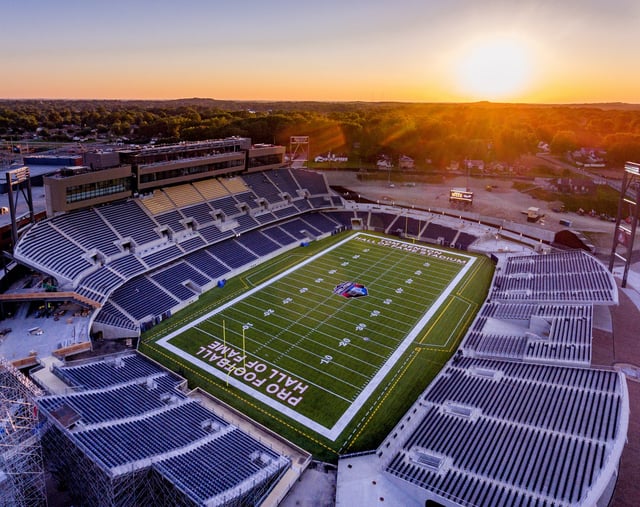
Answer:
xmin=300 ymin=213 xmax=341 ymax=234
xmin=290 ymin=169 xmax=329 ymax=195
xmin=181 ymin=203 xmax=213 ymax=226
xmin=38 ymin=374 xmax=181 ymax=425
xmin=236 ymin=231 xmax=281 ymax=257
xmin=308 ymin=196 xmax=331 ymax=209
xmin=92 ymin=302 xmax=137 ymax=331
xmin=463 ymin=299 xmax=594 ymax=365
xmin=184 ymin=250 xmax=231 ymax=280
xmin=79 ymin=266 xmax=124 ymax=297
xmin=17 ymin=223 xmax=93 ymax=280
xmin=382 ymin=356 xmax=624 ymax=506
xmin=233 ymin=214 xmax=259 ymax=234
xmin=108 ymin=255 xmax=146 ymax=278
xmin=12 ymin=169 xmax=354 ymax=334
xmin=140 ymin=190 xmax=174 ymax=215
xmin=273 ymin=206 xmax=300 ymax=220
xmin=97 ymin=201 xmax=160 ymax=246
xmin=421 ymin=222 xmax=457 ymax=244
xmin=109 ymin=277 xmax=178 ymax=321
xmin=370 ymin=212 xmax=397 ymax=232
xmin=294 ymin=199 xmax=312 ymax=212
xmin=53 ymin=209 xmax=121 ymax=257
xmin=261 ymin=225 xmax=298 ymax=247
xmin=207 ymin=241 xmax=258 ymax=269
xmin=327 ymin=211 xmax=356 ymax=228
xmin=255 ymin=212 xmax=277 ymax=224
xmin=178 ymin=235 xmax=206 ymax=252
xmin=279 ymin=218 xmax=322 ymax=239
xmin=221 ymin=177 xmax=249 ymax=194
xmin=242 ymin=171 xmax=283 ymax=203
xmin=491 ymin=251 xmax=616 ymax=304
xmin=164 ymin=184 xmax=205 ymax=208
xmin=154 ymin=210 xmax=186 ymax=233
xmin=39 ymin=352 xmax=290 ymax=506
xmin=268 ymin=169 xmax=301 ymax=197
xmin=210 ymin=195 xmax=241 ymax=217
xmin=455 ymin=231 xmax=477 ymax=250
xmin=234 ymin=191 xmax=261 ymax=208
xmin=156 ymin=429 xmax=288 ymax=501
xmin=330 ymin=195 xmax=343 ymax=207
xmin=52 ymin=353 xmax=167 ymax=389
xmin=192 ymin=178 xmax=229 ymax=200
xmin=197 ymin=224 xmax=234 ymax=244
xmin=141 ymin=245 xmax=183 ymax=268
xmin=151 ymin=262 xmax=209 ymax=301
xmin=390 ymin=216 xmax=423 ymax=237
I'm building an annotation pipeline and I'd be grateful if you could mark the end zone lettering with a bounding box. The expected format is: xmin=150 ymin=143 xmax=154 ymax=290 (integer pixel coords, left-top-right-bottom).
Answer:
xmin=376 ymin=237 xmax=467 ymax=264
xmin=196 ymin=341 xmax=308 ymax=406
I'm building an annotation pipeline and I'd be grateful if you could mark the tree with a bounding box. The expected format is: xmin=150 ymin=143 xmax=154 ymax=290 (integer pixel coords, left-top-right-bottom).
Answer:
xmin=550 ymin=130 xmax=578 ymax=155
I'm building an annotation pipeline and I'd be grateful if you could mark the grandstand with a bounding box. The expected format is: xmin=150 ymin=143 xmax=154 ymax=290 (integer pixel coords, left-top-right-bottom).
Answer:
xmin=37 ymin=353 xmax=292 ymax=507
xmin=462 ymin=303 xmax=594 ymax=365
xmin=491 ymin=250 xmax=617 ymax=304
xmin=11 ymin=162 xmax=495 ymax=346
xmin=336 ymin=249 xmax=628 ymax=507
xmin=378 ymin=357 xmax=627 ymax=507
xmin=12 ymin=167 xmax=347 ymax=338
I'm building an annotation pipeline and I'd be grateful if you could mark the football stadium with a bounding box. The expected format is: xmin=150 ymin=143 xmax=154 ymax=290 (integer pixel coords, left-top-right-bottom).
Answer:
xmin=0 ymin=139 xmax=631 ymax=506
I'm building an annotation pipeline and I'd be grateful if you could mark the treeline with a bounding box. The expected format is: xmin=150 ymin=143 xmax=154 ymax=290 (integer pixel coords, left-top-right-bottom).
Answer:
xmin=2 ymin=99 xmax=640 ymax=167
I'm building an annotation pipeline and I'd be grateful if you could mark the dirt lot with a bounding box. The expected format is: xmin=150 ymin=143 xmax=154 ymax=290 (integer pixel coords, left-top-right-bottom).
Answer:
xmin=325 ymin=170 xmax=618 ymax=252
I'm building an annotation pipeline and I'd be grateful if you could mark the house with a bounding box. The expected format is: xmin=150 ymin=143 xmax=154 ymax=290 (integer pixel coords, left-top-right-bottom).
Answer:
xmin=398 ymin=155 xmax=415 ymax=170
xmin=377 ymin=156 xmax=393 ymax=169
xmin=551 ymin=177 xmax=596 ymax=194
xmin=314 ymin=152 xmax=348 ymax=163
xmin=465 ymin=159 xmax=485 ymax=172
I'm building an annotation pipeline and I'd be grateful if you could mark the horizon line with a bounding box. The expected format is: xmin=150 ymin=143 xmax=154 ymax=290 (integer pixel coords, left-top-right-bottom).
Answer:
xmin=1 ymin=97 xmax=640 ymax=107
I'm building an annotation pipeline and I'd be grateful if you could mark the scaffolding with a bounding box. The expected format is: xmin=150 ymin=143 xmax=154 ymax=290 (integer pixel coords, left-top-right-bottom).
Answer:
xmin=608 ymin=161 xmax=640 ymax=287
xmin=40 ymin=424 xmax=149 ymax=507
xmin=37 ymin=352 xmax=292 ymax=506
xmin=0 ymin=359 xmax=47 ymax=507
xmin=40 ymin=420 xmax=289 ymax=507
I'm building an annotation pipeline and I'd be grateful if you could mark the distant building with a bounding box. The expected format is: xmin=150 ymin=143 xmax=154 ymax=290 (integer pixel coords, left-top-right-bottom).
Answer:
xmin=571 ymin=147 xmax=607 ymax=167
xmin=314 ymin=152 xmax=348 ymax=163
xmin=377 ymin=156 xmax=393 ymax=170
xmin=398 ymin=155 xmax=414 ymax=170
xmin=465 ymin=159 xmax=485 ymax=172
xmin=551 ymin=177 xmax=596 ymax=194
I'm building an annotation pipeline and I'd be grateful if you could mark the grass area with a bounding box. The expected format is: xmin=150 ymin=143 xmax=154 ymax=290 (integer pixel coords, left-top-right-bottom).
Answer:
xmin=140 ymin=231 xmax=494 ymax=462
xmin=512 ymin=180 xmax=620 ymax=216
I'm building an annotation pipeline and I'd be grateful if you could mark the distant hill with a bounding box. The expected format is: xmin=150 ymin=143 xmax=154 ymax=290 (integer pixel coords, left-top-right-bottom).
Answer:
xmin=2 ymin=98 xmax=639 ymax=112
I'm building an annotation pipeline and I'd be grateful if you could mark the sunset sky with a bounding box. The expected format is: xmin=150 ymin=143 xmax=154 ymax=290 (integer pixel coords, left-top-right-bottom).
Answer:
xmin=2 ymin=0 xmax=639 ymax=103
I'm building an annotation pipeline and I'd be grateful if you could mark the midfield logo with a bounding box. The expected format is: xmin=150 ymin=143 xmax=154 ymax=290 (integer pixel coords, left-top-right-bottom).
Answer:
xmin=333 ymin=281 xmax=369 ymax=298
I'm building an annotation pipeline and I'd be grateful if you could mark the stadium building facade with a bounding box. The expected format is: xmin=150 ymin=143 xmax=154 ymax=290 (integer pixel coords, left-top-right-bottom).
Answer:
xmin=42 ymin=138 xmax=285 ymax=216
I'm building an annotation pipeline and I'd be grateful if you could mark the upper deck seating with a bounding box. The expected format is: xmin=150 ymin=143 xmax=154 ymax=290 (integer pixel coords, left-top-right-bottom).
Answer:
xmin=97 ymin=201 xmax=160 ymax=246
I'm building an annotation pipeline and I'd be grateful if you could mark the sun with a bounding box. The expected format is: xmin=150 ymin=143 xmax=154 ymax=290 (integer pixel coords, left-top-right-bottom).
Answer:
xmin=455 ymin=37 xmax=532 ymax=100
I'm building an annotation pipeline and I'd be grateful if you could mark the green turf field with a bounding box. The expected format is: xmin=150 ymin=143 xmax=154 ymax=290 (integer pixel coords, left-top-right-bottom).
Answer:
xmin=152 ymin=232 xmax=480 ymax=441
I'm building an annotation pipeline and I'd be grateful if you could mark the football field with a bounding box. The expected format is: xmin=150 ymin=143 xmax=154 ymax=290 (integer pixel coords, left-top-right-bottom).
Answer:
xmin=156 ymin=232 xmax=477 ymax=440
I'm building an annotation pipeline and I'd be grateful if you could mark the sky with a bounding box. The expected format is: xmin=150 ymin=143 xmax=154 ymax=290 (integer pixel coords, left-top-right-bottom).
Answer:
xmin=2 ymin=0 xmax=640 ymax=103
